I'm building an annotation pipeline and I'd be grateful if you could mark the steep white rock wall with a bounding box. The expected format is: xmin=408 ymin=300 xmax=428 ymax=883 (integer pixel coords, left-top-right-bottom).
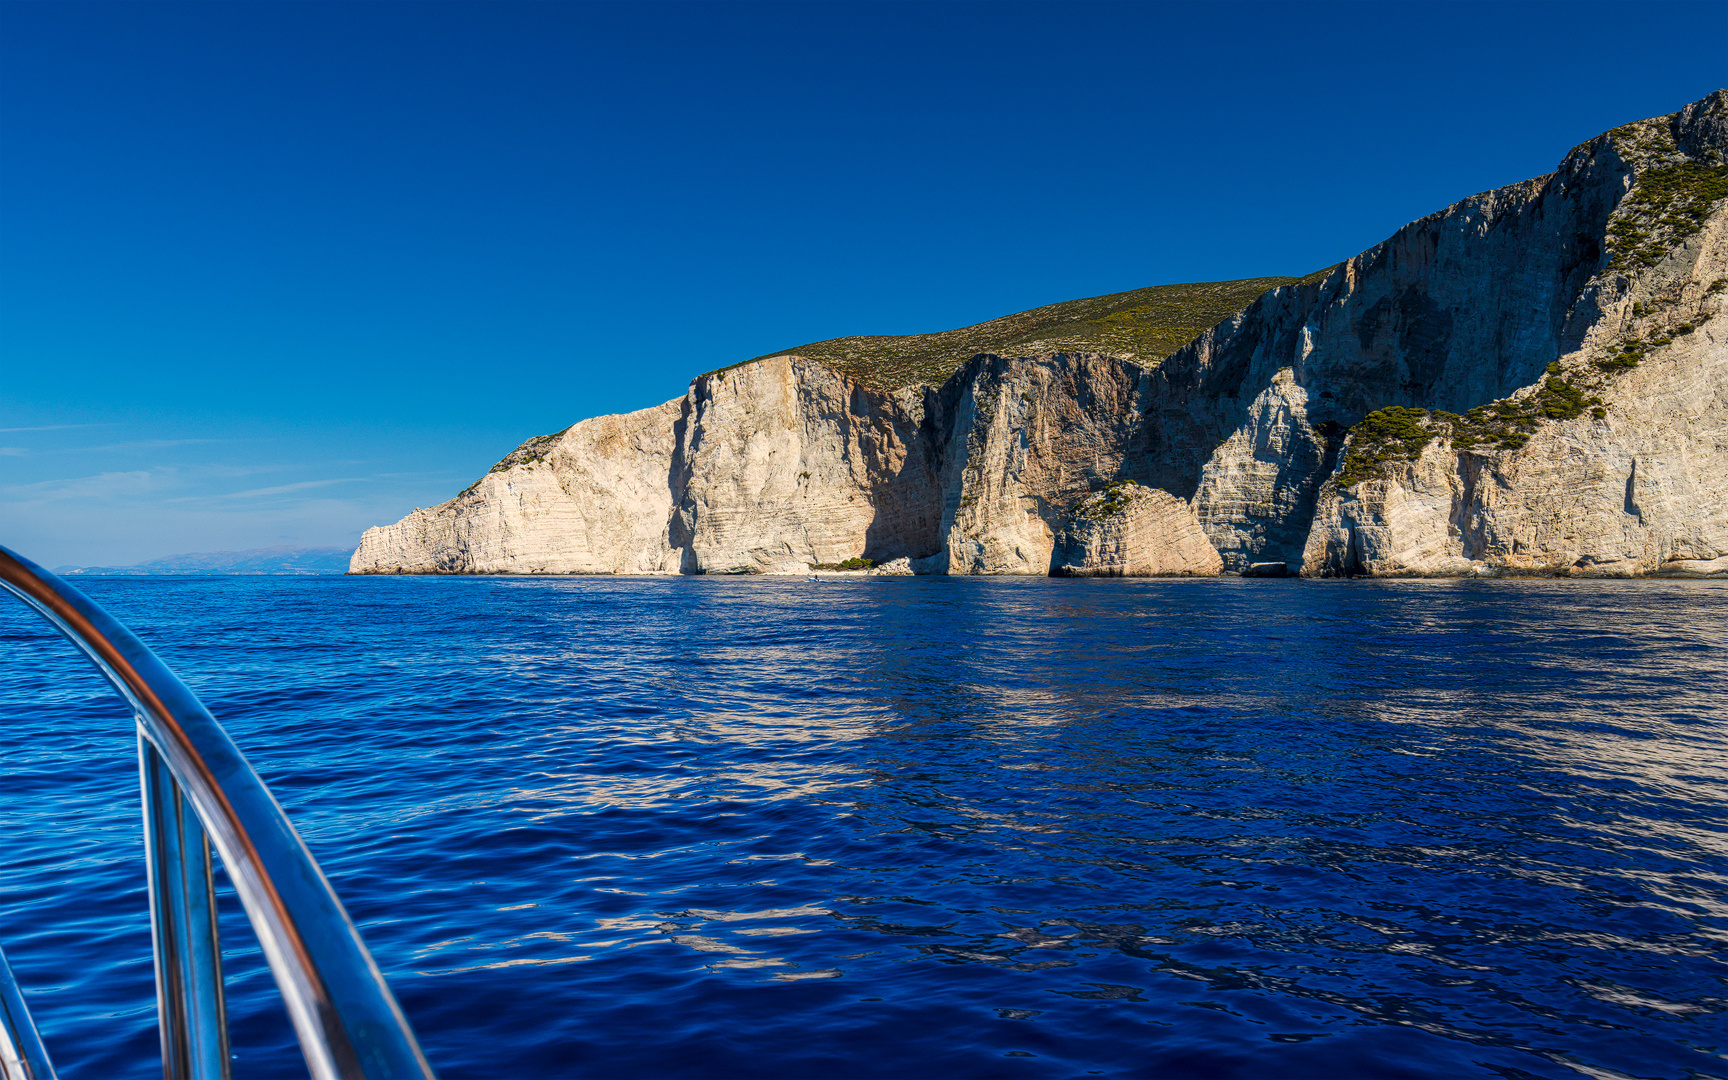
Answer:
xmin=350 ymin=399 xmax=683 ymax=574
xmin=351 ymin=93 xmax=1728 ymax=580
xmin=353 ymin=356 xmax=945 ymax=575
xmin=672 ymin=356 xmax=942 ymax=573
xmin=1190 ymin=365 xmax=1333 ymax=567
xmin=931 ymin=354 xmax=1160 ymax=575
xmin=1134 ymin=90 xmax=1728 ymax=570
xmin=1301 ymin=202 xmax=1728 ymax=577
xmin=1051 ymin=485 xmax=1221 ymax=576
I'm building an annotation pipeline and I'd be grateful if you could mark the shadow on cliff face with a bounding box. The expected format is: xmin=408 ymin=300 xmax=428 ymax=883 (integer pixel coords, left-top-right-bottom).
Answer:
xmin=854 ymin=381 xmax=947 ymax=565
xmin=1104 ymin=115 xmax=1649 ymax=568
xmin=911 ymin=353 xmax=1176 ymax=574
xmin=399 ymin=92 xmax=1723 ymax=579
xmin=666 ymin=393 xmax=701 ymax=574
xmin=665 ymin=359 xmax=952 ymax=572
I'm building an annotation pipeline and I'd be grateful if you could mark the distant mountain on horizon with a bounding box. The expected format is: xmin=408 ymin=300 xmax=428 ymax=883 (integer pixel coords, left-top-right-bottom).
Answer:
xmin=55 ymin=546 xmax=353 ymax=576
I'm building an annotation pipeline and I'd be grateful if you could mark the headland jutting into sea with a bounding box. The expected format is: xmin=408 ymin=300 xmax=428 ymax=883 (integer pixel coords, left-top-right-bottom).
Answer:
xmin=352 ymin=93 xmax=1728 ymax=580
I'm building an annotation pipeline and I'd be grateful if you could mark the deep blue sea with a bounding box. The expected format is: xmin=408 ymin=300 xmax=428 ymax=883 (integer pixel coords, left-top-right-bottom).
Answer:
xmin=1 ymin=576 xmax=1725 ymax=1079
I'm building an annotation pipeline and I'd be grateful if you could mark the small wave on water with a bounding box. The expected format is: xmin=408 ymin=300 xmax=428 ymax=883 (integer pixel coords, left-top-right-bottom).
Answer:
xmin=1 ymin=575 xmax=1725 ymax=1078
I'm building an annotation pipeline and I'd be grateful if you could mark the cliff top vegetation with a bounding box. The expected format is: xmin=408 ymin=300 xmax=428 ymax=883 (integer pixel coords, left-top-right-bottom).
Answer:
xmin=748 ymin=271 xmax=1334 ymax=390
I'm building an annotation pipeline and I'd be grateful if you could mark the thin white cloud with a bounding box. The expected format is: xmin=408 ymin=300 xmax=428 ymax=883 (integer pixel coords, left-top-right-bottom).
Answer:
xmin=0 ymin=424 xmax=106 ymax=434
xmin=1 ymin=464 xmax=270 ymax=501
xmin=0 ymin=457 xmax=459 ymax=565
xmin=3 ymin=469 xmax=180 ymax=501
xmin=65 ymin=439 xmax=231 ymax=453
xmin=2 ymin=493 xmax=402 ymax=567
xmin=0 ymin=447 xmax=27 ymax=456
xmin=224 ymin=478 xmax=369 ymax=499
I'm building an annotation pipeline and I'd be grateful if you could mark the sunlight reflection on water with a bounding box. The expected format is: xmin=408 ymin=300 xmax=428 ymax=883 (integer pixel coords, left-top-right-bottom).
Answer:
xmin=0 ymin=576 xmax=1724 ymax=1078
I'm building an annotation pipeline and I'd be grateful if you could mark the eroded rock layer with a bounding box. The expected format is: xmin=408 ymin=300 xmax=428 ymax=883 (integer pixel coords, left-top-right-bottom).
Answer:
xmin=1051 ymin=484 xmax=1222 ymax=577
xmin=353 ymin=92 xmax=1728 ymax=578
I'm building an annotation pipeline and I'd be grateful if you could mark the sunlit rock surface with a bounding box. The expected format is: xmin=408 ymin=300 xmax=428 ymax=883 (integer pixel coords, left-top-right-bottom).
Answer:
xmin=1051 ymin=485 xmax=1221 ymax=577
xmin=354 ymin=92 xmax=1728 ymax=579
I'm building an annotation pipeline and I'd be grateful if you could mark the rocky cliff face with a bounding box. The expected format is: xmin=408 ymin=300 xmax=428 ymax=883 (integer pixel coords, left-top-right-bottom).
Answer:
xmin=355 ymin=397 xmax=685 ymax=575
xmin=353 ymin=92 xmax=1728 ymax=578
xmin=354 ymin=359 xmax=941 ymax=576
xmin=1051 ymin=483 xmax=1222 ymax=577
xmin=1294 ymin=94 xmax=1728 ymax=578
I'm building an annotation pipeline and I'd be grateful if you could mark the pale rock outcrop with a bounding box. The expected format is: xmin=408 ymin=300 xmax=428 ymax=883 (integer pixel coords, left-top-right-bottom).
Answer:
xmin=351 ymin=398 xmax=683 ymax=575
xmin=1190 ymin=365 xmax=1334 ymax=568
xmin=1663 ymin=556 xmax=1728 ymax=575
xmin=353 ymin=92 xmax=1728 ymax=580
xmin=353 ymin=356 xmax=943 ymax=575
xmin=1299 ymin=285 xmax=1728 ymax=577
xmin=1146 ymin=117 xmax=1679 ymax=569
xmin=1300 ymin=119 xmax=1728 ymax=577
xmin=926 ymin=354 xmax=1162 ymax=575
xmin=866 ymin=557 xmax=914 ymax=576
xmin=1051 ymin=484 xmax=1222 ymax=576
xmin=671 ymin=357 xmax=941 ymax=574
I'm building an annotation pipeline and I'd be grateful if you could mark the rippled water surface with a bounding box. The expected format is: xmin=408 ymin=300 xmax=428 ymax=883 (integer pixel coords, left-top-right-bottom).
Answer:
xmin=2 ymin=575 xmax=1726 ymax=1079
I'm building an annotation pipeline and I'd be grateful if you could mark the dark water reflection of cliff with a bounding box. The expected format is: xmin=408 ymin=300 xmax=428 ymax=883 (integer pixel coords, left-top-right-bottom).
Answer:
xmin=1 ymin=575 xmax=1723 ymax=1078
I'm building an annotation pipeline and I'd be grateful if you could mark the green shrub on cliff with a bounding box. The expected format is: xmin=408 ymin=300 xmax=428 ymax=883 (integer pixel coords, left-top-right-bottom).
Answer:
xmin=739 ymin=275 xmax=1330 ymax=391
xmin=1604 ymin=126 xmax=1728 ymax=273
xmin=1539 ymin=377 xmax=1585 ymax=419
xmin=1338 ymin=378 xmax=1594 ymax=488
xmin=490 ymin=430 xmax=565 ymax=474
xmin=1071 ymin=479 xmax=1142 ymax=520
xmin=1336 ymin=407 xmax=1433 ymax=487
xmin=811 ymin=557 xmax=875 ymax=571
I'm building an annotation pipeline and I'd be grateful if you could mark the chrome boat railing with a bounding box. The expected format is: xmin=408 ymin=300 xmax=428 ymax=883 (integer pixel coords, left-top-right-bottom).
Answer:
xmin=0 ymin=546 xmax=434 ymax=1080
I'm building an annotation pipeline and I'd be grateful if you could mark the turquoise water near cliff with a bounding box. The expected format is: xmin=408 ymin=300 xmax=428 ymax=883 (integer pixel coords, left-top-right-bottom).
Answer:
xmin=1 ymin=576 xmax=1724 ymax=1078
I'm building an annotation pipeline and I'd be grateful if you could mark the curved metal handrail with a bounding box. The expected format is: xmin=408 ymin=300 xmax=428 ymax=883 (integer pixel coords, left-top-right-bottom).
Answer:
xmin=0 ymin=546 xmax=434 ymax=1080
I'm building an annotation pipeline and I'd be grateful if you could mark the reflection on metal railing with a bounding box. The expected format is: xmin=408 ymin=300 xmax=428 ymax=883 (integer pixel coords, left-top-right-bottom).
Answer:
xmin=0 ymin=547 xmax=434 ymax=1080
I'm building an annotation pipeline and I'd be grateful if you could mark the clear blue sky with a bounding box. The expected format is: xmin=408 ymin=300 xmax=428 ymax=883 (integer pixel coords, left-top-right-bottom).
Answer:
xmin=3 ymin=0 xmax=1724 ymax=567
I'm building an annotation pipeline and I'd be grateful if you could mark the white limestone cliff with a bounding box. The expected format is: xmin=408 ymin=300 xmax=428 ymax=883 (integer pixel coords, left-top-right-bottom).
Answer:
xmin=672 ymin=357 xmax=942 ymax=574
xmin=923 ymin=354 xmax=1163 ymax=575
xmin=1297 ymin=98 xmax=1728 ymax=578
xmin=1051 ymin=483 xmax=1222 ymax=577
xmin=353 ymin=357 xmax=943 ymax=575
xmin=352 ymin=398 xmax=683 ymax=575
xmin=352 ymin=92 xmax=1728 ymax=579
xmin=1300 ymin=215 xmax=1728 ymax=577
